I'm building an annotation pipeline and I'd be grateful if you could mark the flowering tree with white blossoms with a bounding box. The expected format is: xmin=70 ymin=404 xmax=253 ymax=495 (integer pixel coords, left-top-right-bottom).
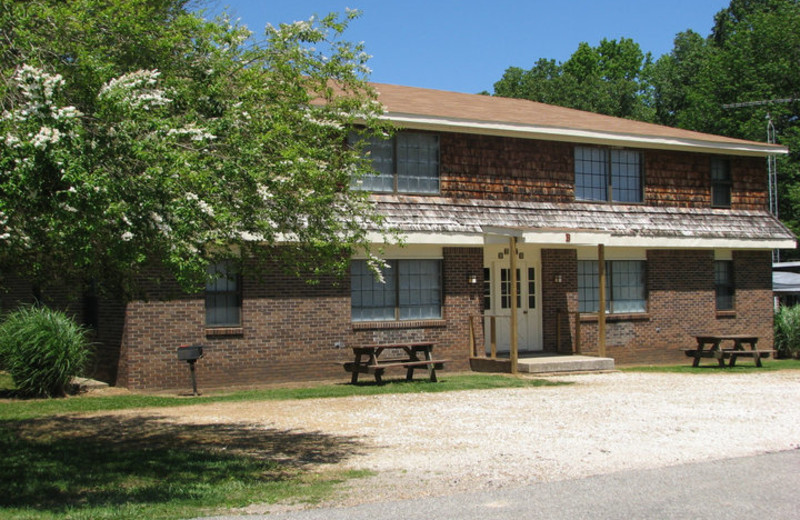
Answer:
xmin=0 ymin=1 xmax=390 ymax=293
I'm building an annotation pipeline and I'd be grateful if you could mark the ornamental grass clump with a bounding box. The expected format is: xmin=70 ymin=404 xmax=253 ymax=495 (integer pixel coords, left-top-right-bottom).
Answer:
xmin=0 ymin=306 xmax=92 ymax=397
xmin=774 ymin=305 xmax=800 ymax=359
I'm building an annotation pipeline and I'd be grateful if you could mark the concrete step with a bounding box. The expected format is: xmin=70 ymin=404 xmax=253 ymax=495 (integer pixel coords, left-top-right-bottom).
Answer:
xmin=516 ymin=354 xmax=615 ymax=374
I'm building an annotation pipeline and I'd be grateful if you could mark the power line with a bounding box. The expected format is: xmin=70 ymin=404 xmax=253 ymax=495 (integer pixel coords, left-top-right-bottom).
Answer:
xmin=722 ymin=98 xmax=798 ymax=109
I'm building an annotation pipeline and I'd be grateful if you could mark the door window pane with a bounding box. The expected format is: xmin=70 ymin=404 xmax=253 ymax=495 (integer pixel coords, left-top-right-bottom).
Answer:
xmin=500 ymin=268 xmax=521 ymax=309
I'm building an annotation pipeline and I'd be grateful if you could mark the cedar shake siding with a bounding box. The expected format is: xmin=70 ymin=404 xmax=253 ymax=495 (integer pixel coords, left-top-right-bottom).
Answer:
xmin=439 ymin=132 xmax=767 ymax=209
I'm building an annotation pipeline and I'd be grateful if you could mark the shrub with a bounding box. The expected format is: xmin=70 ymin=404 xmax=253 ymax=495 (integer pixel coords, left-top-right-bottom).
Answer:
xmin=0 ymin=305 xmax=92 ymax=397
xmin=774 ymin=305 xmax=800 ymax=359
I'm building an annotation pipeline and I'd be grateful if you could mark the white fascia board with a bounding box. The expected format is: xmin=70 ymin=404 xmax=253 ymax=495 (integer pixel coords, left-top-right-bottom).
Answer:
xmin=381 ymin=113 xmax=789 ymax=157
xmin=524 ymin=231 xmax=794 ymax=249
xmin=366 ymin=229 xmax=795 ymax=250
xmin=365 ymin=231 xmax=484 ymax=245
xmin=600 ymin=236 xmax=796 ymax=250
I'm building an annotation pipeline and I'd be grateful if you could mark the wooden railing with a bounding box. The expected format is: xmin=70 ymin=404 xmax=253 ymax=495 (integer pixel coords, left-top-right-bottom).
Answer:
xmin=468 ymin=315 xmax=508 ymax=359
xmin=470 ymin=311 xmax=582 ymax=357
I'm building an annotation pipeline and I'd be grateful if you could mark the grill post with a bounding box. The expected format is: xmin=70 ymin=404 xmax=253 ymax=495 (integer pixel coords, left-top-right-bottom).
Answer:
xmin=177 ymin=345 xmax=204 ymax=396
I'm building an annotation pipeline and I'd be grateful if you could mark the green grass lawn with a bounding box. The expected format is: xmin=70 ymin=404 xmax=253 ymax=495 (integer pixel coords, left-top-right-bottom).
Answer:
xmin=620 ymin=357 xmax=800 ymax=374
xmin=0 ymin=373 xmax=563 ymax=520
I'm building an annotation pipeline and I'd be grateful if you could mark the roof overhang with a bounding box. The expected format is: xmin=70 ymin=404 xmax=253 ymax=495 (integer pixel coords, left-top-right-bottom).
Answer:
xmin=365 ymin=229 xmax=796 ymax=250
xmin=380 ymin=113 xmax=789 ymax=158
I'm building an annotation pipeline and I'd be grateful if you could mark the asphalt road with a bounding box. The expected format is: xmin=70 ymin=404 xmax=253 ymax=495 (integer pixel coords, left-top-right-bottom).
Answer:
xmin=197 ymin=450 xmax=800 ymax=520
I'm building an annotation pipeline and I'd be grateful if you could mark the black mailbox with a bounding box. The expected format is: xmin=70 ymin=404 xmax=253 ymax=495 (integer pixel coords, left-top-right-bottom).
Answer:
xmin=177 ymin=344 xmax=203 ymax=361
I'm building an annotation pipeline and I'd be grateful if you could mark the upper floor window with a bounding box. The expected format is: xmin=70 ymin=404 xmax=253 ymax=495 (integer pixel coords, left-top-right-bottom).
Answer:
xmin=578 ymin=260 xmax=647 ymax=314
xmin=711 ymin=157 xmax=732 ymax=208
xmin=206 ymin=262 xmax=241 ymax=327
xmin=575 ymin=146 xmax=643 ymax=203
xmin=353 ymin=132 xmax=439 ymax=194
xmin=351 ymin=259 xmax=442 ymax=321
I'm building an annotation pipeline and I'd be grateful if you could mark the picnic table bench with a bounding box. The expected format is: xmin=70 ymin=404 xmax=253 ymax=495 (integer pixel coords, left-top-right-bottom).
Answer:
xmin=681 ymin=334 xmax=774 ymax=367
xmin=343 ymin=342 xmax=447 ymax=384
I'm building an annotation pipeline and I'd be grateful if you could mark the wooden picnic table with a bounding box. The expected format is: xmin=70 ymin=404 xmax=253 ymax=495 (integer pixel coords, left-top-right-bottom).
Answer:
xmin=343 ymin=342 xmax=447 ymax=384
xmin=682 ymin=334 xmax=774 ymax=367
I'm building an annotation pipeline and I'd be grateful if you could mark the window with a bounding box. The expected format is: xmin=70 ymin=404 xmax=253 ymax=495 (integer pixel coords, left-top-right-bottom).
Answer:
xmin=578 ymin=260 xmax=647 ymax=313
xmin=352 ymin=132 xmax=439 ymax=193
xmin=351 ymin=259 xmax=442 ymax=321
xmin=205 ymin=262 xmax=241 ymax=327
xmin=715 ymin=260 xmax=734 ymax=311
xmin=575 ymin=146 xmax=643 ymax=203
xmin=483 ymin=267 xmax=491 ymax=310
xmin=711 ymin=157 xmax=732 ymax=208
xmin=500 ymin=268 xmax=521 ymax=309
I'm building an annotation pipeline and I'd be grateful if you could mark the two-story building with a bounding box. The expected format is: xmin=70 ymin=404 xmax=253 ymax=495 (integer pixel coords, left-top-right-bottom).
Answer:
xmin=7 ymin=83 xmax=794 ymax=389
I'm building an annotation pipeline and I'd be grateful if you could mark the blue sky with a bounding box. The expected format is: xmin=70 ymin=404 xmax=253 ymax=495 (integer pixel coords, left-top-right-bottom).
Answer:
xmin=204 ymin=0 xmax=729 ymax=94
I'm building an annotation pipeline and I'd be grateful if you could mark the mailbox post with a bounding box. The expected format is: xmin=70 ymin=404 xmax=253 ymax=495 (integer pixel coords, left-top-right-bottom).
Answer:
xmin=177 ymin=345 xmax=204 ymax=396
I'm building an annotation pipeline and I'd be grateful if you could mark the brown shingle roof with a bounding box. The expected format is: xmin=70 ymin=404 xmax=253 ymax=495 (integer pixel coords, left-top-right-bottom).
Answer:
xmin=371 ymin=83 xmax=786 ymax=156
xmin=371 ymin=194 xmax=795 ymax=245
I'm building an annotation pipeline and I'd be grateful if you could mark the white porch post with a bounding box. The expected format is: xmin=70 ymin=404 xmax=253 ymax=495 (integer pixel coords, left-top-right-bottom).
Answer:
xmin=510 ymin=236 xmax=519 ymax=374
xmin=598 ymin=243 xmax=607 ymax=357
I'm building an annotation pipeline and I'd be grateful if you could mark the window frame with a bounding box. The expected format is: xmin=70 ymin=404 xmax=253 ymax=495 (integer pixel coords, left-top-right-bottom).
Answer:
xmin=352 ymin=131 xmax=440 ymax=194
xmin=351 ymin=259 xmax=443 ymax=322
xmin=205 ymin=262 xmax=242 ymax=328
xmin=711 ymin=157 xmax=732 ymax=208
xmin=577 ymin=260 xmax=648 ymax=314
xmin=714 ymin=260 xmax=735 ymax=311
xmin=575 ymin=146 xmax=644 ymax=204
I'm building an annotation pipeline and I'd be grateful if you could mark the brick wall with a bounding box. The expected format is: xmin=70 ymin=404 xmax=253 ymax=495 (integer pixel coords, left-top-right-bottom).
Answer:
xmin=541 ymin=249 xmax=578 ymax=353
xmin=118 ymin=247 xmax=483 ymax=390
xmin=544 ymin=249 xmax=775 ymax=364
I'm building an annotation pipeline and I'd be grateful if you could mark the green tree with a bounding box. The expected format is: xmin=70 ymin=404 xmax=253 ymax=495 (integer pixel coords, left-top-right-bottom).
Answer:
xmin=0 ymin=1 xmax=389 ymax=293
xmin=650 ymin=0 xmax=800 ymax=241
xmin=493 ymin=38 xmax=654 ymax=121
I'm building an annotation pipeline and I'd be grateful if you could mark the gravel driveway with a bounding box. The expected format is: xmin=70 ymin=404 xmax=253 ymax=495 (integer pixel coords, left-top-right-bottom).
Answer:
xmin=116 ymin=371 xmax=800 ymax=511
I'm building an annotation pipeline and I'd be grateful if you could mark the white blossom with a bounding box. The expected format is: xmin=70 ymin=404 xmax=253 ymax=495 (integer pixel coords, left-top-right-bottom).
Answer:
xmin=54 ymin=106 xmax=82 ymax=121
xmin=121 ymin=231 xmax=134 ymax=241
xmin=99 ymin=70 xmax=171 ymax=110
xmin=167 ymin=124 xmax=216 ymax=141
xmin=4 ymin=134 xmax=20 ymax=148
xmin=31 ymin=126 xmax=61 ymax=150
xmin=367 ymin=256 xmax=389 ymax=284
xmin=257 ymin=184 xmax=273 ymax=201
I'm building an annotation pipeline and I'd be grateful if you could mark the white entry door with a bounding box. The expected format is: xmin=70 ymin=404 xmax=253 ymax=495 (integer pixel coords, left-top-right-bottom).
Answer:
xmin=484 ymin=256 xmax=542 ymax=353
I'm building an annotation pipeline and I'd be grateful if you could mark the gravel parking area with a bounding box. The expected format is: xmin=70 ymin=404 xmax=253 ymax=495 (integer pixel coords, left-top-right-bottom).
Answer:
xmin=115 ymin=371 xmax=800 ymax=511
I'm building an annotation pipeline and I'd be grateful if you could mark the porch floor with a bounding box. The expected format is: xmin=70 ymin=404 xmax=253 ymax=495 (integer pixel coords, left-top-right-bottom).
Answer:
xmin=470 ymin=353 xmax=615 ymax=375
